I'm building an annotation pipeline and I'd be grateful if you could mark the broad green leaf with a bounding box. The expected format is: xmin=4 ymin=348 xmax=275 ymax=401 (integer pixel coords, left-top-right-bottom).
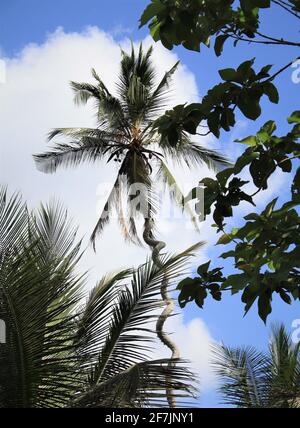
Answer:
xmin=237 ymin=94 xmax=262 ymax=120
xmin=221 ymin=274 xmax=249 ymax=291
xmin=258 ymin=290 xmax=272 ymax=323
xmin=288 ymin=111 xmax=300 ymax=124
xmin=139 ymin=1 xmax=164 ymax=27
xmin=219 ymin=68 xmax=238 ymax=81
xmin=214 ymin=35 xmax=229 ymax=56
xmin=263 ymin=82 xmax=279 ymax=104
xmin=216 ymin=233 xmax=232 ymax=245
xmin=260 ymin=120 xmax=277 ymax=135
xmin=197 ymin=260 xmax=211 ymax=276
xmin=234 ymin=151 xmax=260 ymax=174
xmin=235 ymin=135 xmax=257 ymax=146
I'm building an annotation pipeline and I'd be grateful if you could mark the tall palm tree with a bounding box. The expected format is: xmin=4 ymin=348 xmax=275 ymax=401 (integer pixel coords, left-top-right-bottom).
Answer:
xmin=33 ymin=44 xmax=225 ymax=406
xmin=0 ymin=187 xmax=197 ymax=408
xmin=34 ymin=43 xmax=228 ymax=249
xmin=213 ymin=324 xmax=300 ymax=408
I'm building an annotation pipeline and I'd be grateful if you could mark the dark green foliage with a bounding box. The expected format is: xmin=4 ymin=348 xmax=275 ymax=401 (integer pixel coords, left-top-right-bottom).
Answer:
xmin=177 ymin=115 xmax=300 ymax=322
xmin=140 ymin=1 xmax=298 ymax=145
xmin=140 ymin=0 xmax=300 ymax=323
xmin=178 ymin=261 xmax=224 ymax=309
xmin=153 ymin=60 xmax=279 ymax=145
xmin=0 ymin=187 xmax=197 ymax=408
xmin=140 ymin=0 xmax=298 ymax=53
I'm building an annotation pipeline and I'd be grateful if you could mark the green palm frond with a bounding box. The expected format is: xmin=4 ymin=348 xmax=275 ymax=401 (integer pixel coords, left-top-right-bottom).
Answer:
xmin=0 ymin=186 xmax=200 ymax=408
xmin=0 ymin=187 xmax=28 ymax=253
xmin=91 ymin=68 xmax=111 ymax=95
xmin=72 ymin=359 xmax=196 ymax=408
xmin=71 ymin=74 xmax=129 ymax=134
xmin=117 ymin=44 xmax=155 ymax=100
xmin=0 ymin=191 xmax=85 ymax=408
xmin=161 ymin=139 xmax=231 ymax=170
xmin=47 ymin=127 xmax=111 ymax=141
xmin=75 ymin=270 xmax=133 ymax=368
xmin=214 ymin=324 xmax=300 ymax=408
xmin=157 ymin=160 xmax=200 ymax=232
xmin=212 ymin=344 xmax=269 ymax=408
xmin=84 ymin=243 xmax=202 ymax=388
xmin=33 ymin=201 xmax=80 ymax=261
xmin=117 ymin=44 xmax=156 ymax=124
xmin=70 ymin=81 xmax=101 ymax=105
xmin=145 ymin=61 xmax=179 ymax=119
xmin=34 ymin=136 xmax=114 ymax=173
xmin=266 ymin=324 xmax=300 ymax=407
xmin=90 ymin=150 xmax=156 ymax=247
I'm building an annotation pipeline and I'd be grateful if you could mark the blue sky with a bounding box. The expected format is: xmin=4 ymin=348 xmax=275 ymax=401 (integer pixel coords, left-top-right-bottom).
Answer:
xmin=1 ymin=0 xmax=299 ymax=407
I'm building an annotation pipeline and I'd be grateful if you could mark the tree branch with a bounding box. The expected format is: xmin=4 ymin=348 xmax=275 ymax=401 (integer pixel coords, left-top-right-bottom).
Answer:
xmin=271 ymin=0 xmax=300 ymax=20
xmin=222 ymin=30 xmax=300 ymax=47
xmin=267 ymin=57 xmax=300 ymax=82
xmin=255 ymin=31 xmax=300 ymax=47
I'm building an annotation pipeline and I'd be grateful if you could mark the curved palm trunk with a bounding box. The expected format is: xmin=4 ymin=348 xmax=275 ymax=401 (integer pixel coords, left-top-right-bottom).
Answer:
xmin=143 ymin=218 xmax=180 ymax=408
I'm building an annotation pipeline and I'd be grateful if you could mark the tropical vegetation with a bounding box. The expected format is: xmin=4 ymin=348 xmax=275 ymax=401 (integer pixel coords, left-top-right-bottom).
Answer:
xmin=141 ymin=0 xmax=300 ymax=322
xmin=34 ymin=44 xmax=228 ymax=249
xmin=213 ymin=324 xmax=300 ymax=408
xmin=0 ymin=187 xmax=197 ymax=408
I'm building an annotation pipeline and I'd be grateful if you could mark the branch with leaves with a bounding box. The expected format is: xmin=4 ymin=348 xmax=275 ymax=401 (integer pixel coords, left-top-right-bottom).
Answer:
xmin=140 ymin=0 xmax=300 ymax=146
xmin=177 ymin=113 xmax=300 ymax=322
xmin=140 ymin=0 xmax=300 ymax=52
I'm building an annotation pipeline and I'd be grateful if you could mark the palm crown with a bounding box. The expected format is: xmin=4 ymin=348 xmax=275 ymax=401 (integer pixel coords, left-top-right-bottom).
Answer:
xmin=0 ymin=187 xmax=197 ymax=408
xmin=213 ymin=324 xmax=300 ymax=408
xmin=34 ymin=44 xmax=229 ymax=247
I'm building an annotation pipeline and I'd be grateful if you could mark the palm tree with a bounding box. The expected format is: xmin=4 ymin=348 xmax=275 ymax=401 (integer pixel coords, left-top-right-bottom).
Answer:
xmin=213 ymin=324 xmax=300 ymax=408
xmin=0 ymin=187 xmax=197 ymax=408
xmin=34 ymin=43 xmax=228 ymax=250
xmin=34 ymin=44 xmax=225 ymax=406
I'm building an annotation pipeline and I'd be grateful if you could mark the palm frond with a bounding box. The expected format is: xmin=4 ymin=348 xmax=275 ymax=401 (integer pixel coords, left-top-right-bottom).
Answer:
xmin=117 ymin=44 xmax=156 ymax=124
xmin=71 ymin=72 xmax=130 ymax=134
xmin=70 ymin=81 xmax=101 ymax=105
xmin=47 ymin=127 xmax=110 ymax=141
xmin=0 ymin=197 xmax=85 ymax=408
xmin=157 ymin=160 xmax=200 ymax=232
xmin=162 ymin=140 xmax=231 ymax=170
xmin=74 ymin=270 xmax=133 ymax=368
xmin=91 ymin=68 xmax=111 ymax=95
xmin=214 ymin=324 xmax=300 ymax=408
xmin=266 ymin=324 xmax=300 ymax=407
xmin=212 ymin=344 xmax=269 ymax=408
xmin=117 ymin=44 xmax=155 ymax=98
xmin=0 ymin=186 xmax=201 ymax=408
xmin=32 ymin=201 xmax=80 ymax=262
xmin=72 ymin=359 xmax=197 ymax=408
xmin=85 ymin=243 xmax=203 ymax=387
xmin=34 ymin=136 xmax=114 ymax=174
xmin=145 ymin=62 xmax=179 ymax=119
xmin=91 ymin=150 xmax=156 ymax=248
xmin=0 ymin=187 xmax=28 ymax=256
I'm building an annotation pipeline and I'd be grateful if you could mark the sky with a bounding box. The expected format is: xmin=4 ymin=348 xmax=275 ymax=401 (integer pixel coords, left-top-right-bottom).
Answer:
xmin=0 ymin=0 xmax=299 ymax=407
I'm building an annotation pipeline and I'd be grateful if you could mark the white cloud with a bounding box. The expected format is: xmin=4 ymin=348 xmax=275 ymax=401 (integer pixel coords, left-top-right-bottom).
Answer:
xmin=0 ymin=27 xmax=217 ymax=390
xmin=164 ymin=314 xmax=216 ymax=390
